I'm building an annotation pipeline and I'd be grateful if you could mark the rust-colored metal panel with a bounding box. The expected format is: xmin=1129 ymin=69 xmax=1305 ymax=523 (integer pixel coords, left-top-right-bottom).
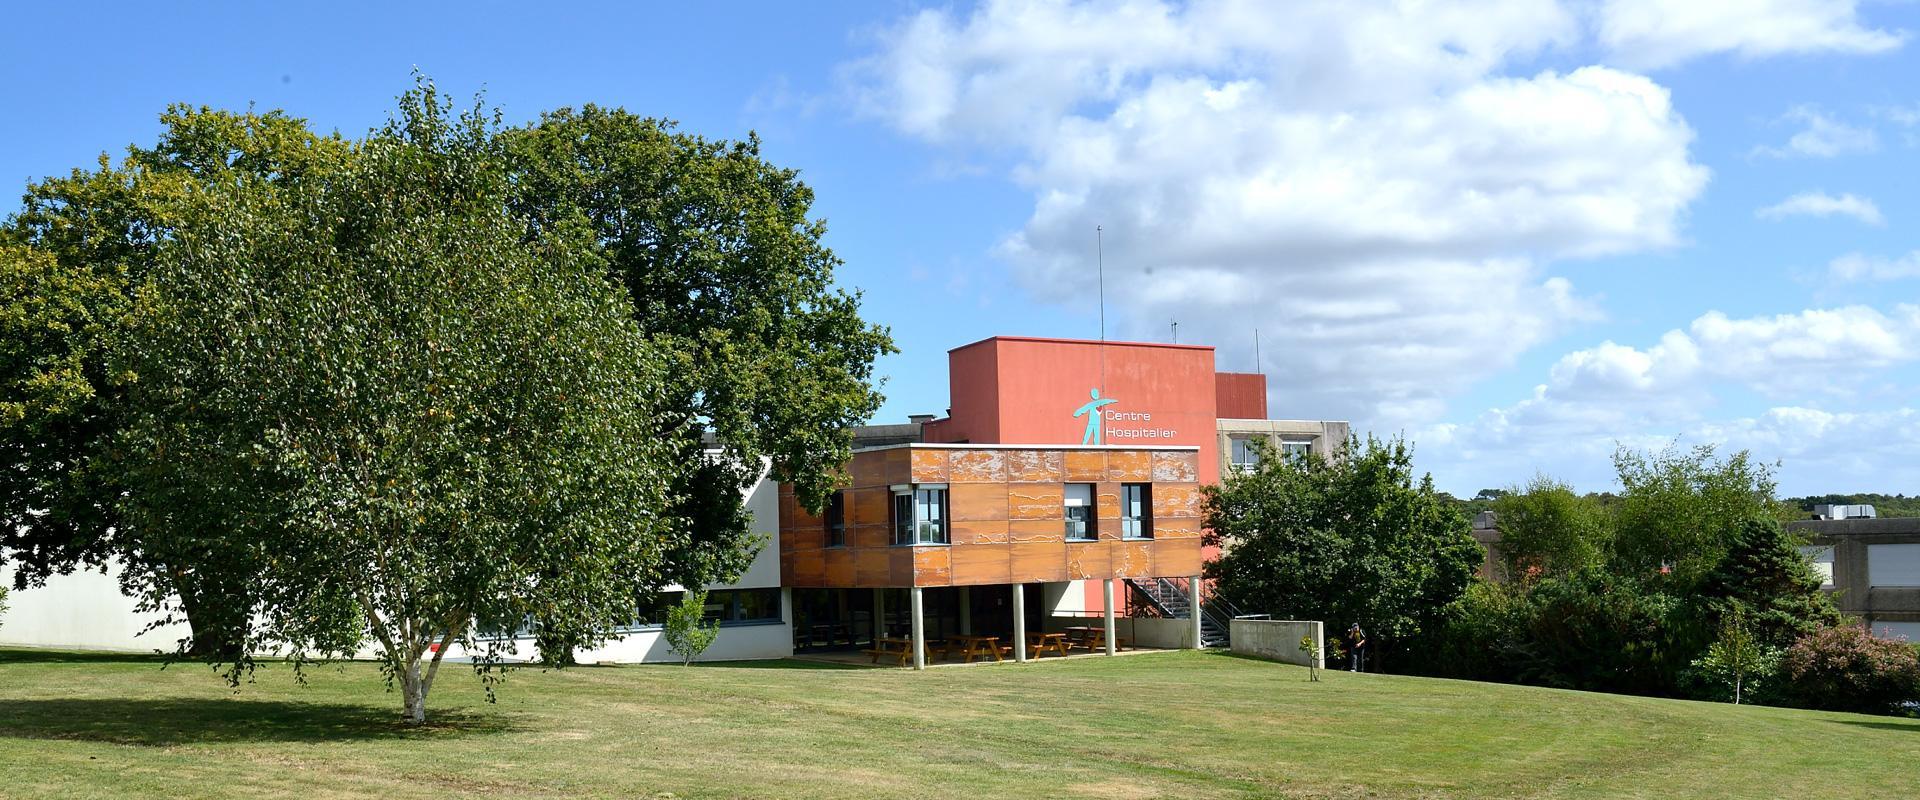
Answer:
xmin=950 ymin=482 xmax=1010 ymax=521
xmin=1095 ymin=482 xmax=1122 ymax=540
xmin=849 ymin=523 xmax=890 ymax=550
xmin=1153 ymin=516 xmax=1204 ymax=539
xmin=1153 ymin=483 xmax=1202 ymax=520
xmin=913 ymin=547 xmax=952 ymax=586
xmin=824 ymin=548 xmax=856 ymax=586
xmin=949 ymin=544 xmax=1012 ymax=585
xmin=1113 ymin=541 xmax=1154 ymax=577
xmin=1106 ymin=451 xmax=1151 ymax=481
xmin=947 ymin=449 xmax=1008 ymax=483
xmin=1007 ymin=519 xmax=1065 ymax=544
xmin=855 ymin=548 xmax=892 ymax=586
xmin=1151 ymin=451 xmax=1199 ymax=483
xmin=1066 ymin=541 xmax=1111 ymax=579
xmin=788 ymin=549 xmax=826 ymax=586
xmin=951 ymin=520 xmax=1011 ymax=546
xmin=1152 ymin=539 xmax=1206 ymax=577
xmin=1062 ymin=450 xmax=1106 ymax=482
xmin=850 ymin=449 xmax=890 ymax=488
xmin=849 ymin=487 xmax=891 ymax=528
xmin=1008 ymin=483 xmax=1064 ymax=520
xmin=889 ymin=548 xmax=916 ymax=586
xmin=1010 ymin=542 xmax=1069 ymax=583
xmin=910 ymin=448 xmax=950 ymax=483
xmin=1004 ymin=449 xmax=1064 ymax=483
xmin=878 ymin=447 xmax=912 ymax=486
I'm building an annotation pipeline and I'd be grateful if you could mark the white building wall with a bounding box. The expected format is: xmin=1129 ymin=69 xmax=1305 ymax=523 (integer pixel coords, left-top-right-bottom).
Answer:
xmin=0 ymin=562 xmax=190 ymax=652
xmin=1 ymin=470 xmax=793 ymax=664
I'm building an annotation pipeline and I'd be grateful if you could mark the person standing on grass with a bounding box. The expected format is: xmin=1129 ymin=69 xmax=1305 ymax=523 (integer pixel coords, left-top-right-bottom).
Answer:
xmin=1345 ymin=623 xmax=1367 ymax=672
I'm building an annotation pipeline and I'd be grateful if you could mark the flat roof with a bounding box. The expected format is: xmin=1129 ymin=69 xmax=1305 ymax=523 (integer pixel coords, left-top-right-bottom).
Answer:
xmin=947 ymin=335 xmax=1214 ymax=354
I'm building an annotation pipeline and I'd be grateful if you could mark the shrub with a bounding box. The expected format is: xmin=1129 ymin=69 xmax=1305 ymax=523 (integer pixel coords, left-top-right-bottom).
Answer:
xmin=0 ymin=585 xmax=8 ymax=630
xmin=1779 ymin=625 xmax=1920 ymax=715
xmin=663 ymin=590 xmax=720 ymax=666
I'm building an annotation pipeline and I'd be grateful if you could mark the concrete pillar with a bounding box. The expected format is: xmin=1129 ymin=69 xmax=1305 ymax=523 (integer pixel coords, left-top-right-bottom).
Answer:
xmin=872 ymin=589 xmax=885 ymax=643
xmin=1188 ymin=575 xmax=1204 ymax=649
xmin=1102 ymin=579 xmax=1117 ymax=656
xmin=910 ymin=587 xmax=926 ymax=671
xmin=959 ymin=586 xmax=972 ymax=635
xmin=781 ymin=587 xmax=796 ymax=655
xmin=1012 ymin=583 xmax=1028 ymax=663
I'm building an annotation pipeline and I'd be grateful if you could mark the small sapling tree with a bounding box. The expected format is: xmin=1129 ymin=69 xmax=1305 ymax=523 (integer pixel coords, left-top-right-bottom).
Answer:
xmin=664 ymin=590 xmax=720 ymax=666
xmin=1300 ymin=635 xmax=1321 ymax=681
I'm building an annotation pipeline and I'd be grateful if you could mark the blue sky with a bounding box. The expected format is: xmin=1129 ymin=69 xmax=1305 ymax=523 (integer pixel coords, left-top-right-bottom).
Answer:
xmin=5 ymin=1 xmax=1918 ymax=497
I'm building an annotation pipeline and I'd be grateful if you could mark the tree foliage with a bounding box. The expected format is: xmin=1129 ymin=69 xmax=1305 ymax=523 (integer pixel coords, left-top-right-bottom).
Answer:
xmin=501 ymin=107 xmax=894 ymax=591
xmin=1205 ymin=436 xmax=1480 ymax=662
xmin=1492 ymin=474 xmax=1610 ymax=580
xmin=107 ymin=82 xmax=678 ymax=723
xmin=1610 ymin=444 xmax=1780 ymax=585
xmin=663 ymin=589 xmax=720 ymax=666
xmin=1 ymin=107 xmax=353 ymax=659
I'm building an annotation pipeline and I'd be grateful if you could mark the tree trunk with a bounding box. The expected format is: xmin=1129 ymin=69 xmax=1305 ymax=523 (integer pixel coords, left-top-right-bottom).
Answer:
xmin=173 ymin=567 xmax=248 ymax=662
xmin=401 ymin=657 xmax=427 ymax=725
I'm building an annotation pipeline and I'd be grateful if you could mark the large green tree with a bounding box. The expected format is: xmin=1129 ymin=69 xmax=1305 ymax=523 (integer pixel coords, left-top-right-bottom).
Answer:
xmin=1 ymin=108 xmax=351 ymax=659
xmin=1610 ymin=444 xmax=1781 ymax=586
xmin=109 ymin=84 xmax=676 ymax=723
xmin=1492 ymin=474 xmax=1611 ymax=580
xmin=501 ymin=107 xmax=894 ymax=596
xmin=1204 ymin=436 xmax=1481 ymax=663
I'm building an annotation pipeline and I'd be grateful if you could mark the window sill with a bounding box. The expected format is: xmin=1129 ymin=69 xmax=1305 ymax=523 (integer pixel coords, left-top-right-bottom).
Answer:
xmin=1066 ymin=537 xmax=1097 ymax=543
xmin=893 ymin=541 xmax=950 ymax=547
xmin=1121 ymin=536 xmax=1155 ymax=541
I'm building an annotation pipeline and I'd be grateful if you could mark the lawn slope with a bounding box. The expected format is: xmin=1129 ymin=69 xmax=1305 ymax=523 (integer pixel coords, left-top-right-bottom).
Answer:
xmin=0 ymin=648 xmax=1914 ymax=799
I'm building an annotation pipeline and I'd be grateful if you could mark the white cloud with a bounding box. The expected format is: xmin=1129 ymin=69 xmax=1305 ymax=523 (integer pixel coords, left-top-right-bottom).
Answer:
xmin=852 ymin=0 xmax=1703 ymax=429
xmin=1752 ymin=106 xmax=1878 ymax=158
xmin=1830 ymin=251 xmax=1920 ymax=281
xmin=1756 ymin=191 xmax=1884 ymax=225
xmin=1421 ymin=305 xmax=1920 ymax=493
xmin=1598 ymin=0 xmax=1906 ymax=69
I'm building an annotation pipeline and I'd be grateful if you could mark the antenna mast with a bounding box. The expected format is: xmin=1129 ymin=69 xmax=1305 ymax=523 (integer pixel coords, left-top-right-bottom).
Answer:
xmin=1254 ymin=328 xmax=1262 ymax=374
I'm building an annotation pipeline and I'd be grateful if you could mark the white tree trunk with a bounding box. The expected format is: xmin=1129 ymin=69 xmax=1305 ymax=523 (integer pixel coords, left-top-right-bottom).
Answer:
xmin=402 ymin=658 xmax=427 ymax=724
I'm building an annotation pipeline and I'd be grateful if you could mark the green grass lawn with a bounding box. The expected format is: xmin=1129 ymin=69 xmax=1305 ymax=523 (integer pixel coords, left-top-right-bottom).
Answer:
xmin=1 ymin=647 xmax=1916 ymax=799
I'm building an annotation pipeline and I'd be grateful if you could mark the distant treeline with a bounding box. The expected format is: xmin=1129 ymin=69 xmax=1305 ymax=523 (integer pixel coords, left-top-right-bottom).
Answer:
xmin=1443 ymin=490 xmax=1920 ymax=519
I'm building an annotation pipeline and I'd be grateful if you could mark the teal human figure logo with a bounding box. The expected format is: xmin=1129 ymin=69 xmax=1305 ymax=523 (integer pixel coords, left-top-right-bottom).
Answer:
xmin=1073 ymin=388 xmax=1119 ymax=445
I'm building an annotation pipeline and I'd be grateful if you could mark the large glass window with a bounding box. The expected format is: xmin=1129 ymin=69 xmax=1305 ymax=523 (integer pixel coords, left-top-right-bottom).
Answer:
xmin=1064 ymin=483 xmax=1095 ymax=540
xmin=893 ymin=485 xmax=948 ymax=545
xmin=892 ymin=491 xmax=913 ymax=545
xmin=1121 ymin=483 xmax=1153 ymax=539
xmin=1230 ymin=436 xmax=1262 ymax=473
xmin=633 ymin=588 xmax=783 ymax=628
xmin=825 ymin=490 xmax=846 ymax=548
xmin=1281 ymin=439 xmax=1313 ymax=462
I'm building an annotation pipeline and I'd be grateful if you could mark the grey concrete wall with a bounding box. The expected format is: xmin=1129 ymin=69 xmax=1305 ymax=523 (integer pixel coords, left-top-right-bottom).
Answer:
xmin=1124 ymin=617 xmax=1195 ymax=649
xmin=1787 ymin=517 xmax=1920 ymax=626
xmin=1231 ymin=619 xmax=1324 ymax=668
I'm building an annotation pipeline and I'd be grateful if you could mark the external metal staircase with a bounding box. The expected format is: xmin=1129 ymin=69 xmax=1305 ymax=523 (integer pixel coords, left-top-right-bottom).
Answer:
xmin=1125 ymin=577 xmax=1245 ymax=647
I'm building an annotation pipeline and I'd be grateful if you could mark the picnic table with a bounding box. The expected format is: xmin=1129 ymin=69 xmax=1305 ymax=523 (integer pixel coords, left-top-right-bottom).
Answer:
xmin=1063 ymin=626 xmax=1128 ymax=652
xmin=865 ymin=636 xmax=938 ymax=667
xmin=1026 ymin=632 xmax=1070 ymax=658
xmin=805 ymin=622 xmax=852 ymax=648
xmin=946 ymin=634 xmax=1004 ymax=663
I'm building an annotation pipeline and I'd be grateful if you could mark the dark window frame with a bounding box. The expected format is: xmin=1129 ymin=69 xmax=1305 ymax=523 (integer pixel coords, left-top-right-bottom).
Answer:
xmin=1121 ymin=482 xmax=1154 ymax=540
xmin=825 ymin=490 xmax=847 ymax=548
xmin=1064 ymin=482 xmax=1096 ymax=541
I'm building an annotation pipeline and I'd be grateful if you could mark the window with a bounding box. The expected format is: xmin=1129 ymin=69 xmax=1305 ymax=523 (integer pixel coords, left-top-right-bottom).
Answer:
xmin=1868 ymin=543 xmax=1920 ymax=587
xmin=892 ymin=484 xmax=948 ymax=545
xmin=1064 ymin=483 xmax=1095 ymax=540
xmin=892 ymin=491 xmax=913 ymax=545
xmin=1121 ymin=483 xmax=1153 ymax=539
xmin=1799 ymin=545 xmax=1835 ymax=588
xmin=825 ymin=491 xmax=846 ymax=547
xmin=1229 ymin=436 xmax=1261 ymax=473
xmin=633 ymin=588 xmax=783 ymax=628
xmin=1280 ymin=439 xmax=1312 ymax=462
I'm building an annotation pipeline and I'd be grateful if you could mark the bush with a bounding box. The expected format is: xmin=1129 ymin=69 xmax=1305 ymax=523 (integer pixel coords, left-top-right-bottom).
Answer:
xmin=663 ymin=590 xmax=719 ymax=666
xmin=1779 ymin=625 xmax=1920 ymax=715
xmin=0 ymin=585 xmax=8 ymax=630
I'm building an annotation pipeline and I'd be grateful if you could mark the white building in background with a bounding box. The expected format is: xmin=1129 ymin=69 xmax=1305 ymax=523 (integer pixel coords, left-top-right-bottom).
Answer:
xmin=0 ymin=469 xmax=797 ymax=664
